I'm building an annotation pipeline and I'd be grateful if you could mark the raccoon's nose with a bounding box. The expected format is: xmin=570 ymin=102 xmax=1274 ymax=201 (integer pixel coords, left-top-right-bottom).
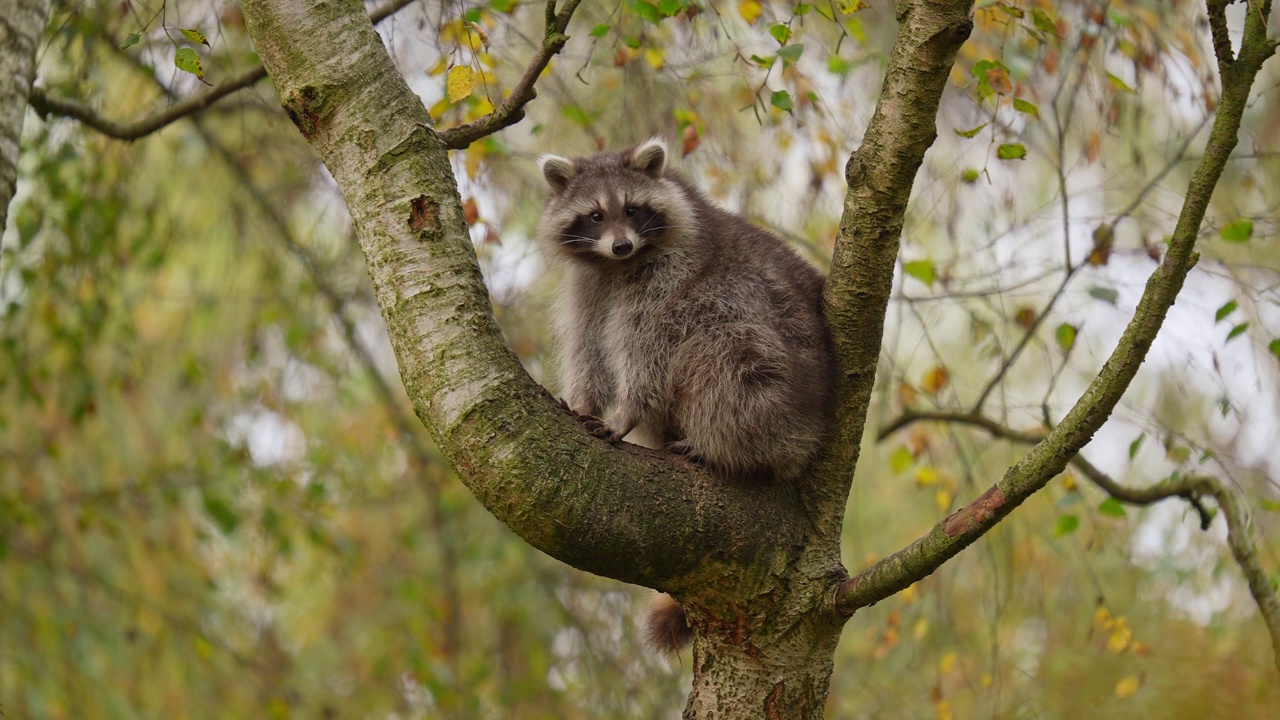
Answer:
xmin=611 ymin=239 xmax=633 ymax=257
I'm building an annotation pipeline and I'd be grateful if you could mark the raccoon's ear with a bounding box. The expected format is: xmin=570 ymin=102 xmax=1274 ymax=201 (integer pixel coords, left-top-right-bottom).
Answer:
xmin=539 ymin=155 xmax=577 ymax=192
xmin=629 ymin=138 xmax=668 ymax=178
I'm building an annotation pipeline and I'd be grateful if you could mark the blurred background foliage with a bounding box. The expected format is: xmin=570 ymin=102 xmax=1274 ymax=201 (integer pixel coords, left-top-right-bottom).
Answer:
xmin=2 ymin=0 xmax=1279 ymax=717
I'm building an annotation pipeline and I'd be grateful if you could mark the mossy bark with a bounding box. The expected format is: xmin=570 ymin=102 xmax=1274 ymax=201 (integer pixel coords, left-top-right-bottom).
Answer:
xmin=0 ymin=0 xmax=51 ymax=233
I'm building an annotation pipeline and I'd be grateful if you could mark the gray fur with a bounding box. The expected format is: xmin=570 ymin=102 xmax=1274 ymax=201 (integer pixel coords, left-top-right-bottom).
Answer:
xmin=537 ymin=138 xmax=835 ymax=482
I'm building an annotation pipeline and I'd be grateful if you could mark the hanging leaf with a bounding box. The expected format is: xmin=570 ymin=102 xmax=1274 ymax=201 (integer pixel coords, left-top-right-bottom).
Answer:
xmin=121 ymin=32 xmax=141 ymax=49
xmin=180 ymin=28 xmax=210 ymax=47
xmin=903 ymin=260 xmax=936 ymax=286
xmin=834 ymin=0 xmax=868 ymax=13
xmin=921 ymin=365 xmax=949 ymax=395
xmin=1013 ymin=97 xmax=1039 ymax=116
xmin=890 ymin=446 xmax=913 ymax=474
xmin=1031 ymin=8 xmax=1058 ymax=36
xmin=589 ymin=24 xmax=610 ymax=37
xmin=1055 ymin=323 xmax=1076 ymax=352
xmin=961 ymin=168 xmax=981 ymax=183
xmin=769 ymin=23 xmax=792 ymax=44
xmin=1088 ymin=285 xmax=1119 ymax=305
xmin=447 ymin=66 xmax=475 ymax=103
xmin=1054 ymin=513 xmax=1079 ymax=537
xmin=956 ymin=122 xmax=987 ymax=138
xmin=635 ymin=1 xmax=661 ymax=23
xmin=1115 ymin=675 xmax=1141 ymax=699
xmin=997 ymin=143 xmax=1027 ymax=160
xmin=1226 ymin=322 xmax=1248 ymax=342
xmin=1128 ymin=434 xmax=1144 ymax=460
xmin=738 ymin=0 xmax=762 ymax=23
xmin=1269 ymin=338 xmax=1280 ymax=360
xmin=174 ymin=48 xmax=212 ymax=86
xmin=1220 ymin=219 xmax=1253 ymax=243
xmin=1214 ymin=299 xmax=1238 ymax=323
xmin=776 ymin=44 xmax=805 ymax=63
xmin=1098 ymin=498 xmax=1127 ymax=517
xmin=770 ymin=90 xmax=793 ymax=111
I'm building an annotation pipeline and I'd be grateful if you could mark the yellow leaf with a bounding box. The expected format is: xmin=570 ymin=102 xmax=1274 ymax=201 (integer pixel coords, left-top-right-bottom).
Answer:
xmin=939 ymin=651 xmax=957 ymax=674
xmin=1115 ymin=675 xmax=1141 ymax=699
xmin=901 ymin=583 xmax=919 ymax=604
xmin=1107 ymin=618 xmax=1133 ymax=654
xmin=644 ymin=47 xmax=665 ymax=70
xmin=913 ymin=618 xmax=929 ymax=639
xmin=915 ymin=467 xmax=940 ymax=486
xmin=1063 ymin=473 xmax=1078 ymax=491
xmin=447 ymin=66 xmax=475 ymax=103
xmin=980 ymin=672 xmax=993 ymax=687
xmin=738 ymin=0 xmax=762 ymax=23
xmin=835 ymin=0 xmax=869 ymax=12
xmin=921 ymin=365 xmax=950 ymax=395
xmin=1094 ymin=606 xmax=1113 ymax=629
xmin=935 ymin=487 xmax=953 ymax=513
xmin=935 ymin=700 xmax=953 ymax=720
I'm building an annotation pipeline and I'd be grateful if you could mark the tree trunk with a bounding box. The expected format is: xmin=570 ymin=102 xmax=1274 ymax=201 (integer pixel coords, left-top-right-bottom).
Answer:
xmin=0 ymin=0 xmax=51 ymax=233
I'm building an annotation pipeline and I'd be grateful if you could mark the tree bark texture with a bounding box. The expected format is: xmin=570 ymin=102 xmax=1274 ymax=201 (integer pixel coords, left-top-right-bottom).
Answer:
xmin=0 ymin=0 xmax=51 ymax=234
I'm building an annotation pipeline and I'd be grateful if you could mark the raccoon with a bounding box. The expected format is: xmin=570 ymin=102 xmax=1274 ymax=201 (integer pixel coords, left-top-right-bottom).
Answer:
xmin=537 ymin=138 xmax=836 ymax=652
xmin=538 ymin=138 xmax=835 ymax=479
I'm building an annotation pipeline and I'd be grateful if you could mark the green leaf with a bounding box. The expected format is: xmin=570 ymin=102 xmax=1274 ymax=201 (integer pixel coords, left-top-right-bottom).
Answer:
xmin=1220 ymin=219 xmax=1253 ymax=243
xmin=1214 ymin=300 xmax=1238 ymax=323
xmin=174 ymin=47 xmax=211 ymax=85
xmin=635 ymin=1 xmax=661 ymax=23
xmin=776 ymin=44 xmax=805 ymax=63
xmin=203 ymin=495 xmax=240 ymax=534
xmin=589 ymin=24 xmax=611 ymax=37
xmin=1088 ymin=285 xmax=1119 ymax=305
xmin=1128 ymin=434 xmax=1144 ymax=460
xmin=1226 ymin=322 xmax=1248 ymax=342
xmin=889 ymin=446 xmax=913 ymax=475
xmin=179 ymin=27 xmax=210 ymax=47
xmin=1260 ymin=498 xmax=1280 ymax=513
xmin=769 ymin=90 xmax=793 ymax=111
xmin=961 ymin=168 xmax=981 ymax=183
xmin=750 ymin=54 xmax=776 ymax=68
xmin=826 ymin=55 xmax=854 ymax=75
xmin=1098 ymin=498 xmax=1127 ymax=518
xmin=120 ymin=32 xmax=141 ymax=49
xmin=1106 ymin=72 xmax=1135 ymax=93
xmin=1013 ymin=97 xmax=1039 ymax=116
xmin=1031 ymin=8 xmax=1057 ymax=35
xmin=657 ymin=0 xmax=680 ymax=16
xmin=491 ymin=0 xmax=517 ymax=11
xmin=622 ymin=35 xmax=642 ymax=49
xmin=997 ymin=143 xmax=1027 ymax=160
xmin=1054 ymin=514 xmax=1080 ymax=537
xmin=1055 ymin=323 xmax=1077 ymax=352
xmin=794 ymin=3 xmax=812 ymax=15
xmin=769 ymin=23 xmax=792 ymax=44
xmin=1269 ymin=338 xmax=1280 ymax=360
xmin=955 ymin=122 xmax=987 ymax=138
xmin=561 ymin=104 xmax=591 ymax=126
xmin=902 ymin=260 xmax=936 ymax=286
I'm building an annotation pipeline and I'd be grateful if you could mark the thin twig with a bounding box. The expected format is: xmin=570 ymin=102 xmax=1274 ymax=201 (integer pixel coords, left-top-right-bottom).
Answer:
xmin=25 ymin=0 xmax=418 ymax=141
xmin=438 ymin=0 xmax=583 ymax=149
xmin=874 ymin=407 xmax=1280 ymax=676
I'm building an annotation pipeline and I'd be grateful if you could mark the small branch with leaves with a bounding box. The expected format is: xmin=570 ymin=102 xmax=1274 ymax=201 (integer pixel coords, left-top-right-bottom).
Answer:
xmin=437 ymin=0 xmax=583 ymax=150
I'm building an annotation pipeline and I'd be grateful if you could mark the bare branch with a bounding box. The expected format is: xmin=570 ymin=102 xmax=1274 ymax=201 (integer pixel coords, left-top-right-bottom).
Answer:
xmin=438 ymin=0 xmax=582 ymax=150
xmin=872 ymin=407 xmax=1280 ymax=676
xmin=833 ymin=2 xmax=1278 ymax=624
xmin=25 ymin=0 xmax=417 ymax=141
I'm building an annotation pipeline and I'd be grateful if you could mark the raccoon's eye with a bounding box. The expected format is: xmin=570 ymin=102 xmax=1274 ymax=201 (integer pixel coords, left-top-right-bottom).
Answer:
xmin=590 ymin=211 xmax=604 ymax=223
xmin=626 ymin=207 xmax=639 ymax=218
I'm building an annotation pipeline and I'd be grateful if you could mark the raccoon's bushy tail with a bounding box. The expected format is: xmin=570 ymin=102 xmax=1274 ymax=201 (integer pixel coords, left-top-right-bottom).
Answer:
xmin=642 ymin=593 xmax=693 ymax=654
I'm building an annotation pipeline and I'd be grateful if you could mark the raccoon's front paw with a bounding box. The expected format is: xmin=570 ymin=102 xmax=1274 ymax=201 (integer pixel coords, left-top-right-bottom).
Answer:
xmin=558 ymin=398 xmax=617 ymax=441
xmin=664 ymin=440 xmax=707 ymax=467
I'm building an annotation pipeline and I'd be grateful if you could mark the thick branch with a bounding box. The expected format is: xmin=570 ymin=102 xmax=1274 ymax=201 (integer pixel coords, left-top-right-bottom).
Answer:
xmin=0 ymin=0 xmax=52 ymax=232
xmin=816 ymin=0 xmax=975 ymax=538
xmin=833 ymin=1 xmax=1277 ymax=617
xmin=25 ymin=0 xmax=416 ymax=141
xmin=238 ymin=0 xmax=807 ymax=597
xmin=438 ymin=0 xmax=581 ymax=150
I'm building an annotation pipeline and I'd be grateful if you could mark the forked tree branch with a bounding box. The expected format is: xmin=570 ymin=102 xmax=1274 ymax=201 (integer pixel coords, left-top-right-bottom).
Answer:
xmin=832 ymin=0 xmax=1277 ymax=627
xmin=876 ymin=408 xmax=1280 ymax=677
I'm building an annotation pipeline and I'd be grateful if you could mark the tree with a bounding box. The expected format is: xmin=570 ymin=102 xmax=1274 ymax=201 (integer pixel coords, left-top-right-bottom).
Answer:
xmin=5 ymin=0 xmax=1280 ymax=717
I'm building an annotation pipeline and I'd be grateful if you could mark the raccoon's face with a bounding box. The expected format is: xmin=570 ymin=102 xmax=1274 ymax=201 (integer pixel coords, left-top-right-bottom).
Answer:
xmin=538 ymin=138 xmax=694 ymax=264
xmin=556 ymin=196 xmax=669 ymax=261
